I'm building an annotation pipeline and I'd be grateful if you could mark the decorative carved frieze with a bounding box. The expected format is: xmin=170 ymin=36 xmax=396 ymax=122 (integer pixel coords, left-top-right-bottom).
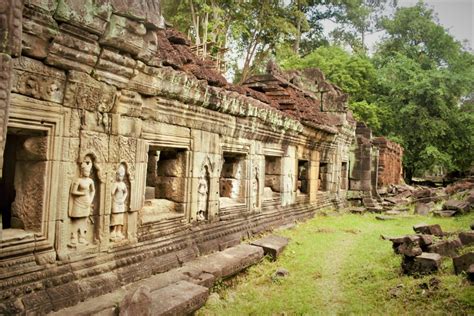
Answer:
xmin=109 ymin=135 xmax=137 ymax=178
xmin=46 ymin=24 xmax=101 ymax=73
xmin=12 ymin=56 xmax=66 ymax=104
xmin=79 ymin=130 xmax=109 ymax=169
xmin=64 ymin=71 xmax=116 ymax=112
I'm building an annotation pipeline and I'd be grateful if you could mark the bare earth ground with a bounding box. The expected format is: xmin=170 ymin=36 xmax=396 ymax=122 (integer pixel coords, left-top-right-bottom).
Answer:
xmin=197 ymin=212 xmax=474 ymax=315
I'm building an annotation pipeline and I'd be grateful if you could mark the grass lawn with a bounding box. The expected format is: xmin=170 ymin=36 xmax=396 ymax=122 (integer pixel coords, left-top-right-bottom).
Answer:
xmin=197 ymin=211 xmax=474 ymax=315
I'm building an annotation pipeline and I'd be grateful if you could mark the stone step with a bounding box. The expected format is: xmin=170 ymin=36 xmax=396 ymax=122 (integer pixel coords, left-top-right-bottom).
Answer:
xmin=251 ymin=235 xmax=289 ymax=260
xmin=51 ymin=244 xmax=265 ymax=315
xmin=149 ymin=281 xmax=209 ymax=316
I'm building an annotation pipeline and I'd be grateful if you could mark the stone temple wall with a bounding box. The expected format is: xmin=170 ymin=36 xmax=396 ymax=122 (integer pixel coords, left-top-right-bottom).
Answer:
xmin=0 ymin=1 xmax=358 ymax=314
xmin=373 ymin=137 xmax=404 ymax=188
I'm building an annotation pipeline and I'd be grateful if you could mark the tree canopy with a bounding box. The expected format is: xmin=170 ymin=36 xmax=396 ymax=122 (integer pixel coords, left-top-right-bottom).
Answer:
xmin=161 ymin=1 xmax=474 ymax=180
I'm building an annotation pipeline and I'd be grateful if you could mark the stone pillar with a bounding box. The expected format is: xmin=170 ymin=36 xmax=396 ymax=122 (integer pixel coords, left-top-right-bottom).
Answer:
xmin=309 ymin=150 xmax=320 ymax=203
xmin=0 ymin=0 xmax=23 ymax=177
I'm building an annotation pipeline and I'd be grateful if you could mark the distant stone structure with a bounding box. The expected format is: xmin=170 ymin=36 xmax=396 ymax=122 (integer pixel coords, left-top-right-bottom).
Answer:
xmin=0 ymin=1 xmax=402 ymax=314
xmin=373 ymin=137 xmax=404 ymax=188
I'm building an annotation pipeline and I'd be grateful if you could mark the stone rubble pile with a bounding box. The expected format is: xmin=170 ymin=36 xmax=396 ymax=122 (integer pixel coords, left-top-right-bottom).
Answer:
xmin=353 ymin=177 xmax=474 ymax=217
xmin=386 ymin=223 xmax=474 ymax=280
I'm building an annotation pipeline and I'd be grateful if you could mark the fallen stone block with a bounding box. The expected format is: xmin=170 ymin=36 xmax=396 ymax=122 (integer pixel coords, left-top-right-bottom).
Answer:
xmin=415 ymin=202 xmax=435 ymax=216
xmin=402 ymin=253 xmax=441 ymax=275
xmin=119 ymin=286 xmax=152 ymax=316
xmin=413 ymin=188 xmax=434 ymax=199
xmin=183 ymin=244 xmax=264 ymax=279
xmin=150 ymin=281 xmax=209 ymax=316
xmin=376 ymin=215 xmax=396 ymax=221
xmin=413 ymin=223 xmax=443 ymax=236
xmin=453 ymin=252 xmax=474 ymax=275
xmin=427 ymin=239 xmax=462 ymax=257
xmin=443 ymin=200 xmax=471 ymax=213
xmin=251 ymin=235 xmax=289 ymax=260
xmin=384 ymin=197 xmax=399 ymax=205
xmin=367 ymin=206 xmax=384 ymax=213
xmin=349 ymin=207 xmax=365 ymax=214
xmin=433 ymin=210 xmax=457 ymax=217
xmin=396 ymin=236 xmax=422 ymax=257
xmin=419 ymin=235 xmax=433 ymax=251
xmin=459 ymin=231 xmax=474 ymax=246
xmin=385 ymin=210 xmax=402 ymax=216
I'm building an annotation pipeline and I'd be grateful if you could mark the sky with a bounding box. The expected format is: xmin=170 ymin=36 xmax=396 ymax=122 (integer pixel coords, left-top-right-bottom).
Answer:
xmin=365 ymin=0 xmax=474 ymax=51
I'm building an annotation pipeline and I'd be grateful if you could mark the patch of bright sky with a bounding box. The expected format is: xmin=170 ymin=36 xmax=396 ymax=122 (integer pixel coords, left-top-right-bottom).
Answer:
xmin=323 ymin=0 xmax=474 ymax=53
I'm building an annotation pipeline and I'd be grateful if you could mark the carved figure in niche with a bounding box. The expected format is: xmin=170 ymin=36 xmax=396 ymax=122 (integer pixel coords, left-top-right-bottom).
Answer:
xmin=197 ymin=165 xmax=210 ymax=221
xmin=286 ymin=173 xmax=293 ymax=193
xmin=252 ymin=167 xmax=260 ymax=209
xmin=110 ymin=164 xmax=128 ymax=241
xmin=69 ymin=155 xmax=95 ymax=247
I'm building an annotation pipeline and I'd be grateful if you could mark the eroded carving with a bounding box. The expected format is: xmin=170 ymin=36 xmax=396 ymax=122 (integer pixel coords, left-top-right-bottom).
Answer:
xmin=197 ymin=165 xmax=210 ymax=221
xmin=12 ymin=57 xmax=66 ymax=104
xmin=110 ymin=163 xmax=128 ymax=242
xmin=68 ymin=155 xmax=95 ymax=248
xmin=64 ymin=71 xmax=116 ymax=113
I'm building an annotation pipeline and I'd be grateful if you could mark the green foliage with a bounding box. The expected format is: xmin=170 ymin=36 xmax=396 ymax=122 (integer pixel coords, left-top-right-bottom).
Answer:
xmin=197 ymin=213 xmax=474 ymax=315
xmin=163 ymin=1 xmax=474 ymax=179
xmin=371 ymin=3 xmax=474 ymax=178
xmin=280 ymin=46 xmax=377 ymax=102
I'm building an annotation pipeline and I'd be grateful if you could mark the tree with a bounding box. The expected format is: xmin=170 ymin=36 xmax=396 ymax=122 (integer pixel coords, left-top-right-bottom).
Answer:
xmin=279 ymin=45 xmax=381 ymax=128
xmin=372 ymin=3 xmax=474 ymax=179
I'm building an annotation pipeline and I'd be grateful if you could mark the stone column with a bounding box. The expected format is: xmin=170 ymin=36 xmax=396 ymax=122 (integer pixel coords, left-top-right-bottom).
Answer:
xmin=0 ymin=0 xmax=23 ymax=177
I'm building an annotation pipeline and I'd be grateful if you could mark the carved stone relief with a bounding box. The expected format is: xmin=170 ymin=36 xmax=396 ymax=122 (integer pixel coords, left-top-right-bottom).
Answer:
xmin=252 ymin=166 xmax=260 ymax=209
xmin=12 ymin=57 xmax=66 ymax=104
xmin=79 ymin=131 xmax=109 ymax=171
xmin=68 ymin=155 xmax=95 ymax=248
xmin=197 ymin=165 xmax=210 ymax=221
xmin=110 ymin=163 xmax=128 ymax=241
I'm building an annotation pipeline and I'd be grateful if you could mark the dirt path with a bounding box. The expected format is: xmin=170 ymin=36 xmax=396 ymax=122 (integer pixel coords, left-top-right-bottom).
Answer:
xmin=314 ymin=233 xmax=358 ymax=314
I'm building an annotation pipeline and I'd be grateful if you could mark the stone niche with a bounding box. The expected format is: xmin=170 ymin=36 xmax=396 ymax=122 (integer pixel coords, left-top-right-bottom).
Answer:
xmin=0 ymin=128 xmax=47 ymax=238
xmin=297 ymin=160 xmax=309 ymax=194
xmin=318 ymin=161 xmax=329 ymax=191
xmin=141 ymin=147 xmax=187 ymax=223
xmin=263 ymin=156 xmax=282 ymax=202
xmin=219 ymin=153 xmax=247 ymax=208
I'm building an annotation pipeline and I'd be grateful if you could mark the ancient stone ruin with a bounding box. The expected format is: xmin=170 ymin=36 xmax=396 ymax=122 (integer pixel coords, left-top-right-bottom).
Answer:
xmin=0 ymin=1 xmax=404 ymax=314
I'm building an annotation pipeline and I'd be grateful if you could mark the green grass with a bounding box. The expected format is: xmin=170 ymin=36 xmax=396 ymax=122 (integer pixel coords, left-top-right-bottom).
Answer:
xmin=197 ymin=212 xmax=474 ymax=316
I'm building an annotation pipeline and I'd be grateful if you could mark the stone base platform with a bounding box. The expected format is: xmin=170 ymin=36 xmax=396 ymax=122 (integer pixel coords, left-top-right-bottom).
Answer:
xmin=51 ymin=244 xmax=265 ymax=315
